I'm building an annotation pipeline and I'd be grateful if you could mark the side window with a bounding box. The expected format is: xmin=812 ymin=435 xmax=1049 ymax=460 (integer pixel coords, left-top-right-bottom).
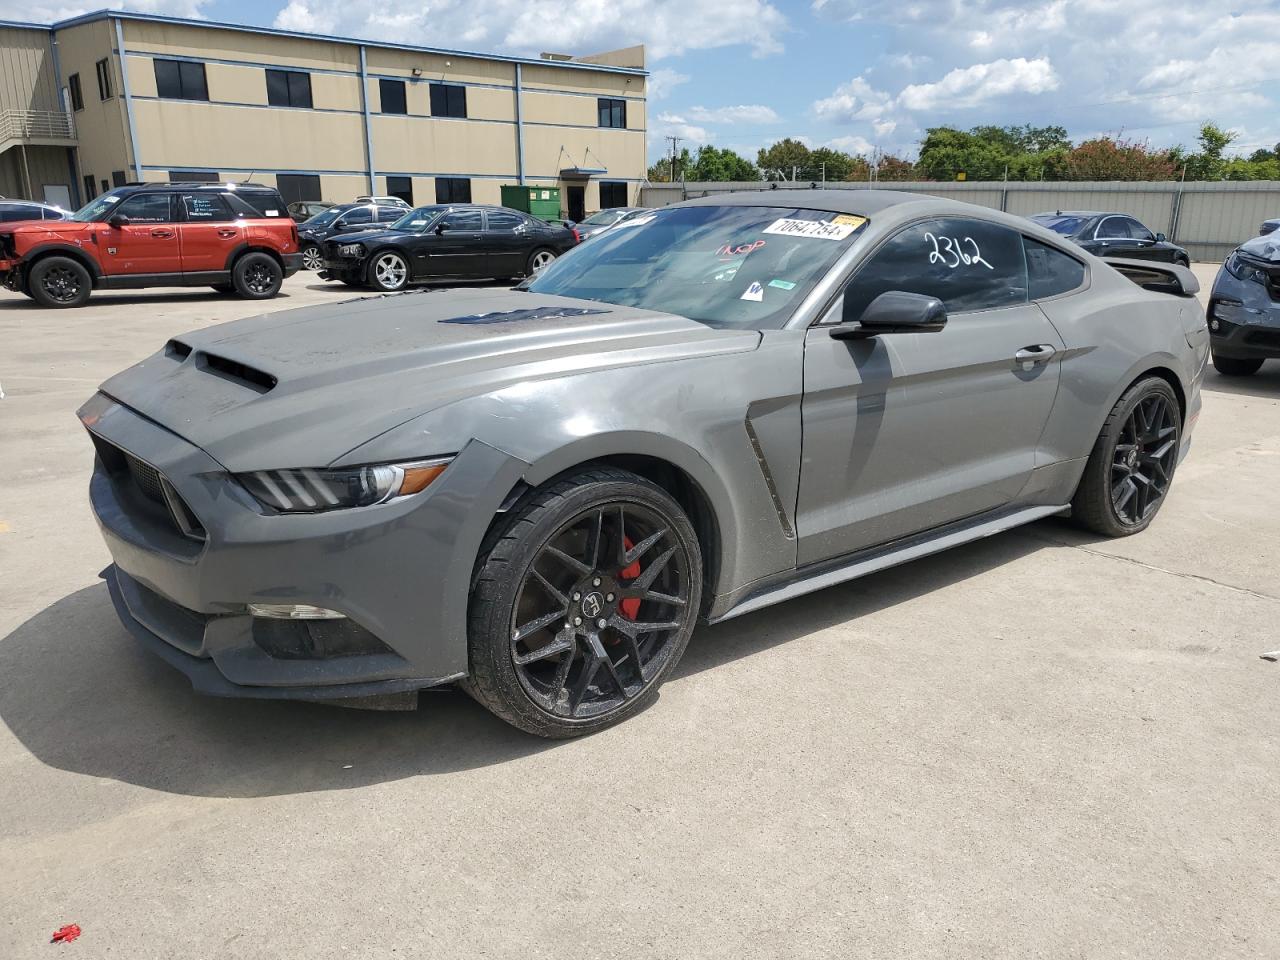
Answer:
xmin=1096 ymin=217 xmax=1128 ymax=240
xmin=115 ymin=193 xmax=173 ymax=223
xmin=442 ymin=209 xmax=483 ymax=231
xmin=223 ymin=193 xmax=264 ymax=218
xmin=376 ymin=206 xmax=402 ymax=223
xmin=1126 ymin=218 xmax=1155 ymax=242
xmin=486 ymin=210 xmax=525 ymax=232
xmin=341 ymin=206 xmax=374 ymax=226
xmin=68 ymin=73 xmax=83 ymax=111
xmin=181 ymin=194 xmax=234 ymax=222
xmin=843 ymin=217 xmax=1028 ymax=319
xmin=1023 ymin=237 xmax=1086 ymax=300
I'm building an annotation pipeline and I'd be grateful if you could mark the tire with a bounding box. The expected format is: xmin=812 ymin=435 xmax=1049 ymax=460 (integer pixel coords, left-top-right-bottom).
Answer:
xmin=232 ymin=252 xmax=283 ymax=300
xmin=27 ymin=256 xmax=91 ymax=308
xmin=368 ymin=250 xmax=409 ymax=291
xmin=466 ymin=467 xmax=703 ymax=738
xmin=301 ymin=243 xmax=324 ymax=272
xmin=1211 ymin=354 xmax=1263 ymax=377
xmin=1071 ymin=377 xmax=1181 ymax=537
xmin=526 ymin=248 xmax=557 ymax=276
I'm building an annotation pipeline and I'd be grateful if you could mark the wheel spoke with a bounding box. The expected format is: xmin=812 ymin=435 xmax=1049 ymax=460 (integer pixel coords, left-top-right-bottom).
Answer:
xmin=514 ymin=632 xmax=574 ymax=666
xmin=547 ymin=641 xmax=576 ymax=703
xmin=619 ymin=586 xmax=687 ymax=607
xmin=584 ymin=509 xmax=604 ymax=567
xmin=626 ymin=546 xmax=677 ymax=592
xmin=513 ymin=607 xmax=568 ymax=644
xmin=568 ymin=655 xmax=601 ymax=714
xmin=622 ymin=528 xmax=667 ymax=567
xmin=612 ymin=505 xmax=628 ymax=568
xmin=608 ymin=614 xmax=681 ymax=640
xmin=1114 ymin=479 xmax=1136 ymax=513
xmin=545 ymin=545 xmax=591 ymax=576
xmin=598 ymin=648 xmax=631 ymax=699
xmin=530 ymin=568 xmax=568 ymax=606
xmin=1148 ymin=438 xmax=1176 ymax=461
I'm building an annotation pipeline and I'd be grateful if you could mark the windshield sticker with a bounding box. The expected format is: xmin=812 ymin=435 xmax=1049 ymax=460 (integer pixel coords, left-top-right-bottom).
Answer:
xmin=830 ymin=214 xmax=867 ymax=228
xmin=925 ymin=232 xmax=994 ymax=270
xmin=718 ymin=240 xmax=766 ymax=257
xmin=103 ymin=195 xmax=120 ymax=204
xmin=768 ymin=279 xmax=797 ymax=290
xmin=442 ymin=306 xmax=612 ymax=325
xmin=740 ymin=281 xmax=765 ymax=302
xmin=617 ymin=214 xmax=655 ymax=228
xmin=763 ymin=218 xmax=857 ymax=241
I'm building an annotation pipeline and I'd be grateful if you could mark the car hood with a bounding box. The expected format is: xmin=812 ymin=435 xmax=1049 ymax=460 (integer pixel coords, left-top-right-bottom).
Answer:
xmin=320 ymin=228 xmax=407 ymax=245
xmin=1237 ymin=233 xmax=1280 ymax=263
xmin=98 ymin=287 xmax=762 ymax=471
xmin=1 ymin=220 xmax=92 ymax=236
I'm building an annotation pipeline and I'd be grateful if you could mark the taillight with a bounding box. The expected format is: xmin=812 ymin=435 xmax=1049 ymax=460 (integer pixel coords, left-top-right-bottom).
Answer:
xmin=572 ymin=228 xmax=581 ymax=243
xmin=290 ymin=224 xmax=299 ymax=247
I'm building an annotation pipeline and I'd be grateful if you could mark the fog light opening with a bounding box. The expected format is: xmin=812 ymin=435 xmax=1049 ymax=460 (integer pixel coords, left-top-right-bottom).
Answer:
xmin=248 ymin=603 xmax=348 ymax=620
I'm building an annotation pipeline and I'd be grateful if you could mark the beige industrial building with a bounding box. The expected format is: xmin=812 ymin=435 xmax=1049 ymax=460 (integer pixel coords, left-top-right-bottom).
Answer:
xmin=0 ymin=11 xmax=648 ymax=220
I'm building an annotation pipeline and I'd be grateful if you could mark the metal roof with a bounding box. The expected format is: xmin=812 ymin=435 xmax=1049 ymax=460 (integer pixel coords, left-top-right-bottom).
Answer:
xmin=39 ymin=10 xmax=647 ymax=77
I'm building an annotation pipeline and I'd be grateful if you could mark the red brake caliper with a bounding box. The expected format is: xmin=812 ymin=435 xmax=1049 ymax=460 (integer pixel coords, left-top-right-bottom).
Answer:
xmin=619 ymin=536 xmax=641 ymax=620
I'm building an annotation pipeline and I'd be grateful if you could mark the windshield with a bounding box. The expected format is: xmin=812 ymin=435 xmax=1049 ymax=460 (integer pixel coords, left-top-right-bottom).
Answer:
xmin=303 ymin=207 xmax=344 ymax=228
xmin=390 ymin=205 xmax=446 ymax=231
xmin=1032 ymin=214 xmax=1090 ymax=237
xmin=526 ymin=205 xmax=868 ymax=329
xmin=70 ymin=190 xmax=128 ymax=222
xmin=581 ymin=209 xmax=628 ymax=226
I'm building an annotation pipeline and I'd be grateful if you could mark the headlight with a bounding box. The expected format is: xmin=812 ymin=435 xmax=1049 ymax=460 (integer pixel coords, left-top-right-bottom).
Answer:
xmin=339 ymin=243 xmax=365 ymax=257
xmin=238 ymin=458 xmax=452 ymax=513
xmin=1225 ymin=252 xmax=1267 ymax=284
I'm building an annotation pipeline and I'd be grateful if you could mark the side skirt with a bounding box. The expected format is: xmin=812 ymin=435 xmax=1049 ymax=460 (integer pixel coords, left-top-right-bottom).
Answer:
xmin=709 ymin=503 xmax=1069 ymax=624
xmin=98 ymin=271 xmax=231 ymax=289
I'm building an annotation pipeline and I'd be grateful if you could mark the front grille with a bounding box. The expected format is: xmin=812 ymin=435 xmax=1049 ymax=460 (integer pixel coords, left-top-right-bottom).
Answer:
xmin=91 ymin=434 xmax=207 ymax=542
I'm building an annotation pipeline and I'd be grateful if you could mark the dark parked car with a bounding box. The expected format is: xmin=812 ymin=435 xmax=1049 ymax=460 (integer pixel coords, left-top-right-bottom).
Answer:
xmin=1259 ymin=218 xmax=1278 ymax=236
xmin=575 ymin=206 xmax=647 ymax=240
xmin=297 ymin=202 xmax=405 ymax=270
xmin=1206 ymin=233 xmax=1280 ymax=376
xmin=288 ymin=200 xmax=334 ymax=222
xmin=0 ymin=200 xmax=69 ymax=222
xmin=81 ymin=190 xmax=1206 ymax=737
xmin=320 ymin=203 xmax=579 ymax=291
xmin=1030 ymin=211 xmax=1190 ymax=266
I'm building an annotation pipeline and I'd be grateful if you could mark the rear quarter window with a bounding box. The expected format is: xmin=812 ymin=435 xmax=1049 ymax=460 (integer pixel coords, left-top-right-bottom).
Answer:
xmin=1023 ymin=237 xmax=1086 ymax=299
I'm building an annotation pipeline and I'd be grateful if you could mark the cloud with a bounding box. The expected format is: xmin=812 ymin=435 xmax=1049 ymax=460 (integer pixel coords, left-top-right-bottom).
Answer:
xmin=652 ymin=113 xmax=712 ymax=146
xmin=0 ymin=0 xmax=208 ymax=20
xmin=897 ymin=57 xmax=1059 ymax=111
xmin=812 ymin=76 xmax=894 ymax=125
xmin=272 ymin=0 xmax=789 ymax=60
xmin=647 ymin=68 xmax=689 ymax=100
xmin=685 ymin=104 xmax=780 ymax=124
xmin=827 ymin=135 xmax=873 ymax=155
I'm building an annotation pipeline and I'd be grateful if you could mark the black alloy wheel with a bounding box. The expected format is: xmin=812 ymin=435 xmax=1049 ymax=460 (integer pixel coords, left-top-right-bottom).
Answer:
xmin=466 ymin=468 xmax=702 ymax=737
xmin=28 ymin=256 xmax=92 ymax=308
xmin=1109 ymin=392 xmax=1178 ymax=526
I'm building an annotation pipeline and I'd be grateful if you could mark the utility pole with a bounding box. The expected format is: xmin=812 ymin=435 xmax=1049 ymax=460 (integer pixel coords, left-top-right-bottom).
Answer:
xmin=665 ymin=135 xmax=681 ymax=183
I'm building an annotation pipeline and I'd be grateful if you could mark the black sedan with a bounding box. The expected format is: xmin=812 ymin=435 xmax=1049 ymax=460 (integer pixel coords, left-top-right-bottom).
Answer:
xmin=320 ymin=204 xmax=580 ymax=291
xmin=297 ymin=202 xmax=405 ymax=270
xmin=1030 ymin=211 xmax=1191 ymax=266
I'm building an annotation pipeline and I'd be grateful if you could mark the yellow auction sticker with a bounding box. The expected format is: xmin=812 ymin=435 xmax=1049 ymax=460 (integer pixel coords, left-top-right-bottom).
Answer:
xmin=830 ymin=214 xmax=867 ymax=228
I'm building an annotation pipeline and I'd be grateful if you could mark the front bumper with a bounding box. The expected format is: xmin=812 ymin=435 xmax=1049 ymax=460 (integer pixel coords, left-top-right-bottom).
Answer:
xmin=1209 ymin=272 xmax=1280 ymax=359
xmin=84 ymin=397 xmax=526 ymax=701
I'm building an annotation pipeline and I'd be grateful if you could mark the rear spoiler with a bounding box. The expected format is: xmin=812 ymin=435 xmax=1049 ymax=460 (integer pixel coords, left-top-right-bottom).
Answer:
xmin=1102 ymin=257 xmax=1199 ymax=297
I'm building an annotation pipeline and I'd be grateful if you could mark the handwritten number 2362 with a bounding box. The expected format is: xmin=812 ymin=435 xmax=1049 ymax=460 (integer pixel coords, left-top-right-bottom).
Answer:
xmin=925 ymin=233 xmax=993 ymax=271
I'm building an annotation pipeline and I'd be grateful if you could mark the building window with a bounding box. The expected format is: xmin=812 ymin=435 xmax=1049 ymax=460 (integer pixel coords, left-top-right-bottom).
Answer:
xmin=275 ymin=174 xmax=322 ymax=206
xmin=94 ymin=59 xmax=112 ymax=101
xmin=112 ymin=171 xmax=128 ymax=188
xmin=100 ymin=179 xmax=109 ymax=194
xmin=386 ymin=175 xmax=413 ymax=205
xmin=599 ymin=181 xmax=628 ymax=208
xmin=154 ymin=59 xmax=209 ymax=101
xmin=168 ymin=170 xmax=219 ymax=182
xmin=266 ymin=69 xmax=312 ymax=109
xmin=434 ymin=177 xmax=471 ymax=203
xmin=68 ymin=74 xmax=83 ymax=111
xmin=379 ymin=78 xmax=407 ymax=115
xmin=82 ymin=174 xmax=95 ymax=201
xmin=429 ymin=83 xmax=467 ymax=118
xmin=597 ymin=98 xmax=626 ymax=128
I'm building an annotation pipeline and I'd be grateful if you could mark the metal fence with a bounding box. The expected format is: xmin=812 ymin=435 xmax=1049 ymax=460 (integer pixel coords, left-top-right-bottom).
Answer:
xmin=0 ymin=109 xmax=76 ymax=143
xmin=639 ymin=180 xmax=1280 ymax=262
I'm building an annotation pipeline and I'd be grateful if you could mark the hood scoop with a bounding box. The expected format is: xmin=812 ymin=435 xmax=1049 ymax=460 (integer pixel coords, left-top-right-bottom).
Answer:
xmin=194 ymin=350 xmax=277 ymax=394
xmin=442 ymin=306 xmax=612 ymax=325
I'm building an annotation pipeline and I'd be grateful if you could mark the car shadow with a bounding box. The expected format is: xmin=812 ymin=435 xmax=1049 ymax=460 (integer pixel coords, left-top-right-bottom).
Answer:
xmin=0 ymin=291 xmax=295 ymax=310
xmin=1201 ymin=363 xmax=1280 ymax=399
xmin=0 ymin=522 xmax=1059 ymax=799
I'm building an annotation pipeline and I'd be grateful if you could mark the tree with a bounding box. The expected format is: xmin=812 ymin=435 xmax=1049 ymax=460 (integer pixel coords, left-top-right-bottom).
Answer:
xmin=916 ymin=127 xmax=1010 ymax=181
xmin=1183 ymin=122 xmax=1237 ymax=180
xmin=647 ymin=147 xmax=693 ymax=183
xmin=807 ymin=147 xmax=858 ymax=182
xmin=689 ymin=145 xmax=759 ymax=182
xmin=874 ymin=154 xmax=916 ymax=181
xmin=1063 ymin=137 xmax=1177 ymax=181
xmin=757 ymin=138 xmax=811 ymax=180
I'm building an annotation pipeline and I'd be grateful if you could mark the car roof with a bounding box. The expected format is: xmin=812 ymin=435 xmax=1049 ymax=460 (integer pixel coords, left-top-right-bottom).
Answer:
xmin=680 ymin=189 xmax=932 ymax=218
xmin=115 ymin=182 xmax=282 ymax=195
xmin=1032 ymin=211 xmax=1110 ymax=218
xmin=0 ymin=200 xmax=54 ymax=207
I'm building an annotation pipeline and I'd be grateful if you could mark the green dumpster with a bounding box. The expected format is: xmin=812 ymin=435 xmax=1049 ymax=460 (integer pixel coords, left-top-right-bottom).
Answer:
xmin=501 ymin=185 xmax=562 ymax=222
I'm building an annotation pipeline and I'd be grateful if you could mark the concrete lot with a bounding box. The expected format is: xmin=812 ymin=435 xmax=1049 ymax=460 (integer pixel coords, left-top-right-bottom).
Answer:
xmin=1 ymin=267 xmax=1278 ymax=959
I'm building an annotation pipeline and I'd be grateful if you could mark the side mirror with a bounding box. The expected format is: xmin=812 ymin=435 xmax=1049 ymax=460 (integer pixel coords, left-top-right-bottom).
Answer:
xmin=1155 ymin=232 xmax=1167 ymax=242
xmin=830 ymin=291 xmax=947 ymax=340
xmin=106 ymin=214 xmax=130 ymax=229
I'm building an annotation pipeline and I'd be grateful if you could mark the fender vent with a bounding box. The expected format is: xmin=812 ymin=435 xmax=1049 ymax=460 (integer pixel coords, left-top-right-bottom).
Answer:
xmin=165 ymin=339 xmax=192 ymax=361
xmin=198 ymin=353 xmax=277 ymax=394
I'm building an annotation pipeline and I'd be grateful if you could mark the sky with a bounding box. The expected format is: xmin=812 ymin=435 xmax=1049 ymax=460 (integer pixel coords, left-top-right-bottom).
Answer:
xmin=10 ymin=0 xmax=1280 ymax=165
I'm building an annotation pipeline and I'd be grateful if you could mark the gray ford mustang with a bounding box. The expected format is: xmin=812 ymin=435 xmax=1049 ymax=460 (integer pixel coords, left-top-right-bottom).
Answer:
xmin=80 ymin=191 xmax=1209 ymax=737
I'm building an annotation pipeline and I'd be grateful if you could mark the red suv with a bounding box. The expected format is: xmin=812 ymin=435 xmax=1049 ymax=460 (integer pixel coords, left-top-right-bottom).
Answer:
xmin=0 ymin=182 xmax=302 ymax=308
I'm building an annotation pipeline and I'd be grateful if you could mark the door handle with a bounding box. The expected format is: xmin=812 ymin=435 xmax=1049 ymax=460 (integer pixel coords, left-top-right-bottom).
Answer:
xmin=217 ymin=229 xmax=237 ymax=238
xmin=1015 ymin=344 xmax=1057 ymax=364
xmin=151 ymin=228 xmax=174 ymax=238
